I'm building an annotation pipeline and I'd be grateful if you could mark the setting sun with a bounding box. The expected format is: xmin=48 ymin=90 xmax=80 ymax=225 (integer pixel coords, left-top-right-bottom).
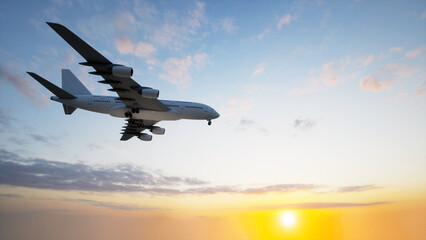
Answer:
xmin=280 ymin=211 xmax=297 ymax=228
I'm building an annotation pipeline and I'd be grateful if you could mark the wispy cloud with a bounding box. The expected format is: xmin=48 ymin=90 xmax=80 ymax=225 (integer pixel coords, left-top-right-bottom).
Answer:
xmin=257 ymin=28 xmax=271 ymax=40
xmin=221 ymin=17 xmax=238 ymax=33
xmin=256 ymin=201 xmax=389 ymax=210
xmin=0 ymin=65 xmax=49 ymax=107
xmin=360 ymin=75 xmax=391 ymax=91
xmin=30 ymin=133 xmax=57 ymax=147
xmin=292 ymin=58 xmax=350 ymax=95
xmin=421 ymin=10 xmax=426 ymax=19
xmin=0 ymin=108 xmax=14 ymax=128
xmin=362 ymin=54 xmax=375 ymax=67
xmin=64 ymin=198 xmax=158 ymax=211
xmin=236 ymin=118 xmax=267 ymax=133
xmin=405 ymin=46 xmax=426 ymax=58
xmin=389 ymin=47 xmax=403 ymax=53
xmin=149 ymin=1 xmax=206 ymax=49
xmin=159 ymin=53 xmax=208 ymax=86
xmin=414 ymin=80 xmax=426 ymax=96
xmin=252 ymin=63 xmax=265 ymax=76
xmin=277 ymin=14 xmax=292 ymax=29
xmin=337 ymin=185 xmax=380 ymax=193
xmin=360 ymin=64 xmax=418 ymax=92
xmin=225 ymin=97 xmax=253 ymax=116
xmin=293 ymin=118 xmax=315 ymax=130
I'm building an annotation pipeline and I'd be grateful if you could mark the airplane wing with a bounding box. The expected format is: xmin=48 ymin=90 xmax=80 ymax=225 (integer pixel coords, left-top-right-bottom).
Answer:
xmin=46 ymin=22 xmax=169 ymax=112
xmin=121 ymin=119 xmax=159 ymax=141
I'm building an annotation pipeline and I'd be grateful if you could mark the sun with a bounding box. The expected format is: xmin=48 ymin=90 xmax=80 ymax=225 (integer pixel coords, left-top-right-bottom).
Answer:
xmin=280 ymin=211 xmax=296 ymax=228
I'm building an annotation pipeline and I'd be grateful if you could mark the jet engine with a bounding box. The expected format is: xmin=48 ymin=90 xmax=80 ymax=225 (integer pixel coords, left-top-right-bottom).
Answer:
xmin=140 ymin=89 xmax=159 ymax=99
xmin=138 ymin=133 xmax=152 ymax=141
xmin=112 ymin=66 xmax=133 ymax=78
xmin=150 ymin=126 xmax=165 ymax=135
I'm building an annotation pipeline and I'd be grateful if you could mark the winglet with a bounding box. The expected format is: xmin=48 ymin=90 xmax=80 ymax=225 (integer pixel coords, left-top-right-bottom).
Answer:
xmin=27 ymin=72 xmax=76 ymax=99
xmin=46 ymin=22 xmax=112 ymax=64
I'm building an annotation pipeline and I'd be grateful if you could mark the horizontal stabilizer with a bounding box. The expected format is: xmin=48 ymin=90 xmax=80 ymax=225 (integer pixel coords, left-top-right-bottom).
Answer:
xmin=46 ymin=22 xmax=111 ymax=64
xmin=63 ymin=104 xmax=76 ymax=115
xmin=27 ymin=72 xmax=75 ymax=99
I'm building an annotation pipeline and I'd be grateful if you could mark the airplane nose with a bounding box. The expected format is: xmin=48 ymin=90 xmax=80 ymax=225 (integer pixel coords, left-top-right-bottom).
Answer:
xmin=213 ymin=110 xmax=220 ymax=119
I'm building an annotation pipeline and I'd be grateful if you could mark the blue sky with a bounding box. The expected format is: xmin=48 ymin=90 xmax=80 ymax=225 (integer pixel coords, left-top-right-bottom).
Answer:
xmin=0 ymin=0 xmax=425 ymax=200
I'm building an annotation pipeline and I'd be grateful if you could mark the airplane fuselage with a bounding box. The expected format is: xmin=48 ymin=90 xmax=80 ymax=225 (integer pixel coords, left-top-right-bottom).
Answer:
xmin=51 ymin=95 xmax=219 ymax=121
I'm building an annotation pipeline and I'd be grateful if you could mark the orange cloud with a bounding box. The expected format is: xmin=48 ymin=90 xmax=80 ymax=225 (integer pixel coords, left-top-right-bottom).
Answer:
xmin=277 ymin=14 xmax=292 ymax=29
xmin=360 ymin=75 xmax=391 ymax=91
xmin=405 ymin=46 xmax=426 ymax=58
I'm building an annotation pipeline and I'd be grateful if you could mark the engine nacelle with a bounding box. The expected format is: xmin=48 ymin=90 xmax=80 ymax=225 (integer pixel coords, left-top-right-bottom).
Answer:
xmin=138 ymin=133 xmax=152 ymax=141
xmin=112 ymin=66 xmax=133 ymax=78
xmin=141 ymin=89 xmax=159 ymax=99
xmin=150 ymin=126 xmax=165 ymax=135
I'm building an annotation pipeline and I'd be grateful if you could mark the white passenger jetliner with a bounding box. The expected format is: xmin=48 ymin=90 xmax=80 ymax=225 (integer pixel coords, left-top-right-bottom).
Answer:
xmin=27 ymin=22 xmax=219 ymax=141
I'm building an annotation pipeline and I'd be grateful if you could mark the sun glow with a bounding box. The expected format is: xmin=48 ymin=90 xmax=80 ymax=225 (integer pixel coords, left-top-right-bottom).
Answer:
xmin=280 ymin=211 xmax=296 ymax=228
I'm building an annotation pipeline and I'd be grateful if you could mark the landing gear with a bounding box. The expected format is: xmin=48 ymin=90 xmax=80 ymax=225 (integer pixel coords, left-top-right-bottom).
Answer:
xmin=208 ymin=120 xmax=212 ymax=126
xmin=125 ymin=111 xmax=133 ymax=118
xmin=131 ymin=107 xmax=139 ymax=113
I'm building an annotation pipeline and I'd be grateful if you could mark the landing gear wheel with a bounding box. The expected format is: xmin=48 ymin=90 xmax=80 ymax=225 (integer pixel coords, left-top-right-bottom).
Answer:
xmin=131 ymin=108 xmax=140 ymax=113
xmin=125 ymin=111 xmax=133 ymax=118
xmin=208 ymin=120 xmax=212 ymax=126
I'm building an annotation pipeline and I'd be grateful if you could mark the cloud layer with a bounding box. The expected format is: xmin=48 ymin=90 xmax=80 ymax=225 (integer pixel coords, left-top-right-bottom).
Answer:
xmin=0 ymin=149 xmax=381 ymax=196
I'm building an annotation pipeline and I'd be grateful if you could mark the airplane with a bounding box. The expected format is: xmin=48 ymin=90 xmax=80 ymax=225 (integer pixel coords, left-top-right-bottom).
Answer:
xmin=27 ymin=22 xmax=219 ymax=141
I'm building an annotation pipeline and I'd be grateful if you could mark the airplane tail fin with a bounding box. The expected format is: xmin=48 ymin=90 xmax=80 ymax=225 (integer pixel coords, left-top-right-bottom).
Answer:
xmin=62 ymin=69 xmax=92 ymax=95
xmin=27 ymin=72 xmax=78 ymax=115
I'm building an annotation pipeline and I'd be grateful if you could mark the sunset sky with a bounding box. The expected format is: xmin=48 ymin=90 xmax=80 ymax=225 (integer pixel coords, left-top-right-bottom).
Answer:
xmin=1 ymin=0 xmax=425 ymax=239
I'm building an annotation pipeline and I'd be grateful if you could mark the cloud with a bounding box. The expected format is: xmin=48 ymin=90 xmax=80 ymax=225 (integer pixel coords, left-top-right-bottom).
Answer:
xmin=257 ymin=28 xmax=271 ymax=40
xmin=360 ymin=75 xmax=391 ymax=91
xmin=159 ymin=53 xmax=208 ymax=86
xmin=135 ymin=42 xmax=156 ymax=58
xmin=115 ymin=37 xmax=155 ymax=60
xmin=221 ymin=17 xmax=238 ymax=33
xmin=236 ymin=118 xmax=267 ymax=133
xmin=252 ymin=63 xmax=265 ymax=76
xmin=0 ymin=108 xmax=14 ymax=127
xmin=362 ymin=54 xmax=375 ymax=67
xmin=149 ymin=2 xmax=206 ymax=49
xmin=405 ymin=46 xmax=426 ymax=58
xmin=294 ymin=118 xmax=315 ymax=130
xmin=415 ymin=80 xmax=426 ymax=96
xmin=239 ymin=118 xmax=255 ymax=126
xmin=389 ymin=47 xmax=403 ymax=53
xmin=242 ymin=184 xmax=318 ymax=194
xmin=30 ymin=133 xmax=57 ymax=147
xmin=189 ymin=1 xmax=206 ymax=29
xmin=0 ymin=193 xmax=22 ymax=198
xmin=0 ymin=66 xmax=49 ymax=107
xmin=225 ymin=97 xmax=253 ymax=116
xmin=0 ymin=149 xmax=208 ymax=193
xmin=256 ymin=201 xmax=389 ymax=210
xmin=115 ymin=37 xmax=135 ymax=55
xmin=277 ymin=14 xmax=292 ymax=29
xmin=292 ymin=58 xmax=350 ymax=95
xmin=337 ymin=185 xmax=380 ymax=193
xmin=64 ymin=198 xmax=157 ymax=211
xmin=359 ymin=64 xmax=418 ymax=92
xmin=421 ymin=10 xmax=426 ymax=19
xmin=0 ymin=149 xmax=382 ymax=196
xmin=159 ymin=56 xmax=192 ymax=86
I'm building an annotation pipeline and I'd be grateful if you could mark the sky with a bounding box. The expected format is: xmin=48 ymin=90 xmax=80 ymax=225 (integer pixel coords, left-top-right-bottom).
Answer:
xmin=0 ymin=0 xmax=425 ymax=239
